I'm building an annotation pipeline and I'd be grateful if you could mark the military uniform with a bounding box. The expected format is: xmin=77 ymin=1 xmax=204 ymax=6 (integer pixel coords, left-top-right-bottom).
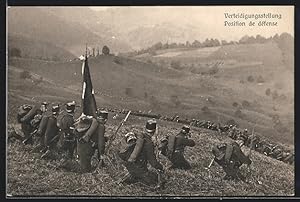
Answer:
xmin=159 ymin=125 xmax=195 ymax=170
xmin=17 ymin=102 xmax=48 ymax=144
xmin=75 ymin=110 xmax=108 ymax=173
xmin=40 ymin=104 xmax=61 ymax=159
xmin=212 ymin=137 xmax=251 ymax=180
xmin=119 ymin=120 xmax=164 ymax=187
xmin=57 ymin=101 xmax=76 ymax=163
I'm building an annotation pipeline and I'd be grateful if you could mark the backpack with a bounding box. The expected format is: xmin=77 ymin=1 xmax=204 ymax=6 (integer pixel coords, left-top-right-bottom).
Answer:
xmin=57 ymin=111 xmax=73 ymax=131
xmin=166 ymin=135 xmax=177 ymax=158
xmin=17 ymin=105 xmax=32 ymax=123
xmin=118 ymin=138 xmax=137 ymax=161
xmin=118 ymin=136 xmax=144 ymax=162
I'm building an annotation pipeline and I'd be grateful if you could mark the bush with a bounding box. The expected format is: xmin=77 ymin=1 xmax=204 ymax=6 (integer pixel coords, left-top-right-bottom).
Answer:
xmin=242 ymin=100 xmax=251 ymax=108
xmin=247 ymin=75 xmax=254 ymax=82
xmin=170 ymin=61 xmax=183 ymax=70
xmin=20 ymin=70 xmax=31 ymax=79
xmin=265 ymin=88 xmax=271 ymax=96
xmin=232 ymin=102 xmax=239 ymax=107
xmin=102 ymin=45 xmax=110 ymax=55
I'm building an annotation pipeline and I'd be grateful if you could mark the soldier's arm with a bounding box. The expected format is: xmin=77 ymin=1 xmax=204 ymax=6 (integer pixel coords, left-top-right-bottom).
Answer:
xmin=145 ymin=141 xmax=163 ymax=170
xmin=177 ymin=136 xmax=196 ymax=147
xmin=21 ymin=105 xmax=39 ymax=122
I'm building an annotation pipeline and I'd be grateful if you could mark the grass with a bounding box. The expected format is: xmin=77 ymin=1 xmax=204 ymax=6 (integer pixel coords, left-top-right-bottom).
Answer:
xmin=6 ymin=114 xmax=294 ymax=197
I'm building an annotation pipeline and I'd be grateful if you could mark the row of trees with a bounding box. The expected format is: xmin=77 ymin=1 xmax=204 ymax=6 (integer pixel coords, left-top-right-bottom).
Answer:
xmin=127 ymin=33 xmax=288 ymax=56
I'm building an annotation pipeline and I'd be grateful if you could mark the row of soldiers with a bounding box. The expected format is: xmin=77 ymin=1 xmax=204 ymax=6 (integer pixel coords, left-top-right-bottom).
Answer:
xmin=103 ymin=107 xmax=294 ymax=165
xmin=12 ymin=101 xmax=260 ymax=188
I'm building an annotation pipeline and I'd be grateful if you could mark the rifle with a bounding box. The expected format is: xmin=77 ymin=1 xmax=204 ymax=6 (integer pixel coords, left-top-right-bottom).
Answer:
xmin=104 ymin=111 xmax=131 ymax=155
xmin=22 ymin=129 xmax=38 ymax=145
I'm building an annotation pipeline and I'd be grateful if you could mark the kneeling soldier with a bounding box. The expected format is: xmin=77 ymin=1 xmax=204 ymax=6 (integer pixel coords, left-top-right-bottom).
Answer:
xmin=117 ymin=120 xmax=165 ymax=188
xmin=159 ymin=125 xmax=195 ymax=170
xmin=75 ymin=110 xmax=108 ymax=173
xmin=57 ymin=101 xmax=77 ymax=167
xmin=17 ymin=102 xmax=48 ymax=144
xmin=40 ymin=104 xmax=61 ymax=159
xmin=211 ymin=135 xmax=252 ymax=181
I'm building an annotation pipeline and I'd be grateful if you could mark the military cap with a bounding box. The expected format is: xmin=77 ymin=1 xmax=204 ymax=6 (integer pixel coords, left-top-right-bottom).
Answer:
xmin=181 ymin=125 xmax=190 ymax=134
xmin=66 ymin=101 xmax=76 ymax=112
xmin=146 ymin=119 xmax=157 ymax=133
xmin=22 ymin=104 xmax=32 ymax=110
xmin=125 ymin=132 xmax=137 ymax=143
xmin=52 ymin=104 xmax=60 ymax=115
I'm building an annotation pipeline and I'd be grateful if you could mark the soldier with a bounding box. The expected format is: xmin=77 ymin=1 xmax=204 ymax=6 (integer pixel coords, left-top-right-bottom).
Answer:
xmin=158 ymin=125 xmax=195 ymax=170
xmin=17 ymin=102 xmax=48 ymax=144
xmin=281 ymin=150 xmax=294 ymax=165
xmin=211 ymin=135 xmax=252 ymax=181
xmin=56 ymin=101 xmax=77 ymax=168
xmin=40 ymin=104 xmax=61 ymax=159
xmin=75 ymin=110 xmax=108 ymax=173
xmin=117 ymin=120 xmax=164 ymax=188
xmin=269 ymin=145 xmax=284 ymax=160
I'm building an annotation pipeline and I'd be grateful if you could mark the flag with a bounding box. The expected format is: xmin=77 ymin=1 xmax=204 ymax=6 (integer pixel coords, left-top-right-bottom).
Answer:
xmin=81 ymin=56 xmax=97 ymax=117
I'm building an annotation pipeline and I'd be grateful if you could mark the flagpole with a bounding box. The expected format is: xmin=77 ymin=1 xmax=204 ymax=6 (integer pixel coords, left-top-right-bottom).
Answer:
xmin=85 ymin=43 xmax=88 ymax=59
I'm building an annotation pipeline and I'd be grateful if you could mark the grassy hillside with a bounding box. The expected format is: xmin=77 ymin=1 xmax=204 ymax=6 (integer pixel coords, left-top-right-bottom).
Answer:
xmin=8 ymin=45 xmax=293 ymax=145
xmin=6 ymin=115 xmax=294 ymax=196
xmin=8 ymin=34 xmax=76 ymax=61
xmin=6 ymin=49 xmax=294 ymax=196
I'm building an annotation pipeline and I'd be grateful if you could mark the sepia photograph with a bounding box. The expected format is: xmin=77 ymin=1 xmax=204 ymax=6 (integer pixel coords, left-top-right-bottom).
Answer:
xmin=6 ymin=5 xmax=294 ymax=198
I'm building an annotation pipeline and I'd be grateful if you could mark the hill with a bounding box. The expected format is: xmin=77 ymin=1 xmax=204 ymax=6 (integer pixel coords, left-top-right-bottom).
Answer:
xmin=8 ymin=34 xmax=76 ymax=61
xmin=8 ymin=43 xmax=293 ymax=145
xmin=7 ymin=7 xmax=131 ymax=56
xmin=6 ymin=114 xmax=294 ymax=196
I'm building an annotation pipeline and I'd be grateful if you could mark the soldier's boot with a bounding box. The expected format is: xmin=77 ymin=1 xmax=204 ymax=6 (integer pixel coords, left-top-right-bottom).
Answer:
xmin=120 ymin=173 xmax=138 ymax=185
xmin=77 ymin=141 xmax=93 ymax=173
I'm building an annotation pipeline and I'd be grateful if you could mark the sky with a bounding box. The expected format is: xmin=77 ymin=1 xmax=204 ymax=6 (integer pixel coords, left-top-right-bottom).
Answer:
xmin=90 ymin=6 xmax=294 ymax=41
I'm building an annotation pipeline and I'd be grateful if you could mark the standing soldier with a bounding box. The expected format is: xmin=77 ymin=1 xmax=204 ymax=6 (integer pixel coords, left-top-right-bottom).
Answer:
xmin=40 ymin=104 xmax=61 ymax=159
xmin=211 ymin=135 xmax=252 ymax=181
xmin=117 ymin=120 xmax=165 ymax=188
xmin=158 ymin=125 xmax=195 ymax=170
xmin=75 ymin=110 xmax=108 ymax=173
xmin=17 ymin=102 xmax=48 ymax=145
xmin=56 ymin=101 xmax=77 ymax=168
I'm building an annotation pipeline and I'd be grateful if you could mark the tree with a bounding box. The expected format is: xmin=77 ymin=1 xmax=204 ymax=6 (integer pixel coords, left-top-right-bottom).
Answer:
xmin=247 ymin=75 xmax=254 ymax=82
xmin=192 ymin=40 xmax=201 ymax=48
xmin=221 ymin=40 xmax=228 ymax=46
xmin=102 ymin=45 xmax=110 ymax=55
xmin=265 ymin=88 xmax=271 ymax=96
